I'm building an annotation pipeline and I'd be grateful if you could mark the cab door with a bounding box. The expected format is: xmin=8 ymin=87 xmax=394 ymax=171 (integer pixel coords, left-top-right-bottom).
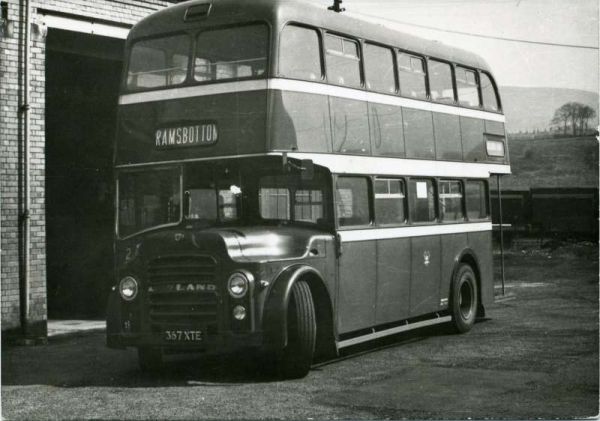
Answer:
xmin=335 ymin=176 xmax=377 ymax=334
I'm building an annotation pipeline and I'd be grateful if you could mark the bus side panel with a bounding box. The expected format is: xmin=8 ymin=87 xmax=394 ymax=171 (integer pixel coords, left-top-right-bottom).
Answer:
xmin=115 ymin=91 xmax=268 ymax=164
xmin=409 ymin=235 xmax=441 ymax=316
xmin=375 ymin=238 xmax=411 ymax=325
xmin=269 ymin=91 xmax=332 ymax=153
xmin=337 ymin=241 xmax=376 ymax=334
xmin=467 ymin=230 xmax=494 ymax=307
xmin=439 ymin=233 xmax=468 ymax=306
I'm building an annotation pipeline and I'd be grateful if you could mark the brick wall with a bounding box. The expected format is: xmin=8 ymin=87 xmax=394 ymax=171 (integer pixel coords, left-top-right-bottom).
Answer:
xmin=1 ymin=0 xmax=171 ymax=336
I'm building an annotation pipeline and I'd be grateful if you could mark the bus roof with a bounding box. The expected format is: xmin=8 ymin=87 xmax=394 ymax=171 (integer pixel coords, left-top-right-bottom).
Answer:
xmin=128 ymin=0 xmax=493 ymax=73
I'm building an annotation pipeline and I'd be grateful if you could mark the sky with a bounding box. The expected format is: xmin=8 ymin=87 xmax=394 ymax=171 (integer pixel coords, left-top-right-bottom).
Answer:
xmin=315 ymin=0 xmax=599 ymax=92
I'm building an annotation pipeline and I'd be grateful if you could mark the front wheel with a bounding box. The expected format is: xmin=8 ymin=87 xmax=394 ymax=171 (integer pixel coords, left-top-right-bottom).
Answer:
xmin=278 ymin=280 xmax=316 ymax=379
xmin=450 ymin=264 xmax=478 ymax=333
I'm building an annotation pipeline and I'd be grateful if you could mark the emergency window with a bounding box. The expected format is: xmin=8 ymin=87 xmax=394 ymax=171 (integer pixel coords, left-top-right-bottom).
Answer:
xmin=398 ymin=52 xmax=427 ymax=100
xmin=374 ymin=178 xmax=406 ymax=224
xmin=325 ymin=34 xmax=361 ymax=88
xmin=408 ymin=179 xmax=436 ymax=222
xmin=336 ymin=177 xmax=370 ymax=226
xmin=480 ymin=72 xmax=500 ymax=111
xmin=429 ymin=59 xmax=454 ymax=103
xmin=439 ymin=180 xmax=464 ymax=221
xmin=279 ymin=25 xmax=322 ymax=81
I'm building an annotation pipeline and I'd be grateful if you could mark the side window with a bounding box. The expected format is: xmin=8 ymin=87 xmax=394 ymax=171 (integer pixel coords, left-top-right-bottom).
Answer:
xmin=439 ymin=180 xmax=464 ymax=222
xmin=374 ymin=178 xmax=406 ymax=225
xmin=294 ymin=189 xmax=324 ymax=223
xmin=456 ymin=66 xmax=480 ymax=107
xmin=465 ymin=180 xmax=489 ymax=219
xmin=428 ymin=59 xmax=454 ymax=103
xmin=336 ymin=177 xmax=370 ymax=226
xmin=279 ymin=25 xmax=322 ymax=81
xmin=364 ymin=43 xmax=396 ymax=93
xmin=397 ymin=52 xmax=427 ymax=99
xmin=259 ymin=186 xmax=290 ymax=219
xmin=408 ymin=179 xmax=435 ymax=223
xmin=480 ymin=72 xmax=500 ymax=111
xmin=325 ymin=34 xmax=361 ymax=88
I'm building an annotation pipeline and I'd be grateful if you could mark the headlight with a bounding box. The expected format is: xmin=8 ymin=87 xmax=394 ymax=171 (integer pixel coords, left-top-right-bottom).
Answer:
xmin=119 ymin=276 xmax=138 ymax=301
xmin=227 ymin=272 xmax=249 ymax=298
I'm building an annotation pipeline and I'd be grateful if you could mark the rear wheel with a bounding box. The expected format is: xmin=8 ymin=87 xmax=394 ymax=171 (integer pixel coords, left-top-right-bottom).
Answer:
xmin=450 ymin=264 xmax=478 ymax=333
xmin=137 ymin=347 xmax=163 ymax=373
xmin=278 ymin=280 xmax=316 ymax=379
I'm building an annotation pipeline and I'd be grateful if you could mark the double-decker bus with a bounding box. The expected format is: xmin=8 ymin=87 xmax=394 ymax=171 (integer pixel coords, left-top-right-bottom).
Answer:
xmin=106 ymin=0 xmax=510 ymax=378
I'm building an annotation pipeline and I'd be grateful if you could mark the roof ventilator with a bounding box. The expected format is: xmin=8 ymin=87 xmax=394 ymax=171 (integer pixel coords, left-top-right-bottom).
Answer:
xmin=184 ymin=3 xmax=212 ymax=22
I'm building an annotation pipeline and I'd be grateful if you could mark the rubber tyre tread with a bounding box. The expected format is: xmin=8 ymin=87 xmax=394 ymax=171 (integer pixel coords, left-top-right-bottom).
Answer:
xmin=279 ymin=280 xmax=316 ymax=379
xmin=450 ymin=264 xmax=478 ymax=334
xmin=138 ymin=347 xmax=163 ymax=373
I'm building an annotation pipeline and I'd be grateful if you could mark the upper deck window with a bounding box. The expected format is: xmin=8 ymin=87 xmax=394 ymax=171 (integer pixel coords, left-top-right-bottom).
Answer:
xmin=325 ymin=34 xmax=361 ymax=88
xmin=127 ymin=35 xmax=190 ymax=90
xmin=279 ymin=25 xmax=322 ymax=81
xmin=194 ymin=24 xmax=268 ymax=82
xmin=397 ymin=52 xmax=427 ymax=100
xmin=364 ymin=43 xmax=396 ymax=94
xmin=480 ymin=72 xmax=500 ymax=111
xmin=428 ymin=59 xmax=454 ymax=103
xmin=456 ymin=66 xmax=480 ymax=108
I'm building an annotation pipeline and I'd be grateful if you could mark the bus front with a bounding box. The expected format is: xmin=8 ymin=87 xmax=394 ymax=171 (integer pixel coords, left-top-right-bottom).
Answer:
xmin=106 ymin=2 xmax=336 ymax=377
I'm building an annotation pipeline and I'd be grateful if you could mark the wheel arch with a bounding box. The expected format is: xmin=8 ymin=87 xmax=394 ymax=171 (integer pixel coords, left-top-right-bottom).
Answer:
xmin=453 ymin=248 xmax=485 ymax=318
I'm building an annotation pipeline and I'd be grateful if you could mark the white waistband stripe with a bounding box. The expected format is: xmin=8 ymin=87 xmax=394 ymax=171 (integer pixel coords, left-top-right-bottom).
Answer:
xmin=275 ymin=152 xmax=511 ymax=177
xmin=338 ymin=222 xmax=492 ymax=243
xmin=119 ymin=78 xmax=505 ymax=123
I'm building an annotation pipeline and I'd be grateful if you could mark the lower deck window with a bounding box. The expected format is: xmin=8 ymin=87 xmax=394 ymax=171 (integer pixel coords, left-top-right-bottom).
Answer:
xmin=439 ymin=180 xmax=464 ymax=221
xmin=466 ymin=180 xmax=488 ymax=219
xmin=408 ymin=179 xmax=436 ymax=222
xmin=374 ymin=178 xmax=406 ymax=224
xmin=336 ymin=177 xmax=371 ymax=226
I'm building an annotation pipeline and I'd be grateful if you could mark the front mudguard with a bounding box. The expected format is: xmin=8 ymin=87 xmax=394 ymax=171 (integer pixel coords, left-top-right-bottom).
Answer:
xmin=262 ymin=265 xmax=323 ymax=350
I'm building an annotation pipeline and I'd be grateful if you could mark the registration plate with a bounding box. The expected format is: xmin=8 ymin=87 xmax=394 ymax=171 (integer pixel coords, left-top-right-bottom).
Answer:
xmin=164 ymin=330 xmax=203 ymax=342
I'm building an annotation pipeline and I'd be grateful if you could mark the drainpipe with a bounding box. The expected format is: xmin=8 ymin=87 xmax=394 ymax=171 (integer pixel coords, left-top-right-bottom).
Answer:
xmin=19 ymin=0 xmax=31 ymax=338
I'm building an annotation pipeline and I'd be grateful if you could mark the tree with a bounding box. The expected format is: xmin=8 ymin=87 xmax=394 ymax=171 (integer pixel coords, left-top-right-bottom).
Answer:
xmin=551 ymin=102 xmax=596 ymax=136
xmin=577 ymin=105 xmax=596 ymax=134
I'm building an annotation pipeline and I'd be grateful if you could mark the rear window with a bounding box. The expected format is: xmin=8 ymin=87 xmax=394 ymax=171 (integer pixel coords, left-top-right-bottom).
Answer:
xmin=194 ymin=24 xmax=268 ymax=82
xmin=127 ymin=34 xmax=190 ymax=90
xmin=481 ymin=72 xmax=500 ymax=111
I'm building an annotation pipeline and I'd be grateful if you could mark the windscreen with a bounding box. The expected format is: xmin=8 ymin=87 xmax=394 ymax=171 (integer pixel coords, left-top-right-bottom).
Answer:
xmin=118 ymin=168 xmax=181 ymax=237
xmin=117 ymin=159 xmax=330 ymax=237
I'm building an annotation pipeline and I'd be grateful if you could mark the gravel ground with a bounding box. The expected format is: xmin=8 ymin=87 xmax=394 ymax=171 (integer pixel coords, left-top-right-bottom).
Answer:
xmin=2 ymin=241 xmax=598 ymax=420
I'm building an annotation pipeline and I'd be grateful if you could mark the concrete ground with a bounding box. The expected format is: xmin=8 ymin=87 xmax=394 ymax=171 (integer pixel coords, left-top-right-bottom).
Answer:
xmin=1 ymin=241 xmax=598 ymax=420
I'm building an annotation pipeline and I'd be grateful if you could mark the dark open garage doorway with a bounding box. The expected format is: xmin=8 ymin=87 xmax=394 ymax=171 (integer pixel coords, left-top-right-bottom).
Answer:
xmin=45 ymin=29 xmax=124 ymax=319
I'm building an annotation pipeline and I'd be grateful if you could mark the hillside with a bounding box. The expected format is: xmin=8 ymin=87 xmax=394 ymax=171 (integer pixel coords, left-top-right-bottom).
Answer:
xmin=500 ymin=87 xmax=599 ymax=133
xmin=502 ymin=135 xmax=598 ymax=190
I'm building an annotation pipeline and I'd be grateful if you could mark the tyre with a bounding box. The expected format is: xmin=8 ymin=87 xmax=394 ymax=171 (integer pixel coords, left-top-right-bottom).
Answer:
xmin=137 ymin=347 xmax=163 ymax=373
xmin=278 ymin=280 xmax=316 ymax=379
xmin=450 ymin=264 xmax=478 ymax=333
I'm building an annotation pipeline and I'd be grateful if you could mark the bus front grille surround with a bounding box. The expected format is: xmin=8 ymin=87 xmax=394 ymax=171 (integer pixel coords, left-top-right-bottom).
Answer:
xmin=146 ymin=255 xmax=219 ymax=334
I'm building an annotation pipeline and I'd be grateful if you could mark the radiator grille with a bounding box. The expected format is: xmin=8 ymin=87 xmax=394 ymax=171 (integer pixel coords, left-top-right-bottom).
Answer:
xmin=146 ymin=255 xmax=218 ymax=331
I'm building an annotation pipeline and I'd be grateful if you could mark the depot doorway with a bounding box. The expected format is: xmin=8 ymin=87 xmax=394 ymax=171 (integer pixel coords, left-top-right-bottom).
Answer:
xmin=45 ymin=29 xmax=124 ymax=319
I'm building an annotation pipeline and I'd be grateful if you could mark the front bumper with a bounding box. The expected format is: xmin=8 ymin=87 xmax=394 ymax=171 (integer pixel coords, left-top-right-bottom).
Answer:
xmin=107 ymin=330 xmax=264 ymax=354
